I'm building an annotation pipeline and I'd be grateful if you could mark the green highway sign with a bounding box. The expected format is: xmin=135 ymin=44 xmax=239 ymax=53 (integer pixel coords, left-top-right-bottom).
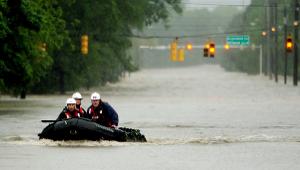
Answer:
xmin=226 ymin=35 xmax=250 ymax=46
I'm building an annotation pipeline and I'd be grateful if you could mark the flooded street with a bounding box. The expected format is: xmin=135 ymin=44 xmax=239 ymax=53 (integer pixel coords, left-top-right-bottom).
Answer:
xmin=1 ymin=64 xmax=300 ymax=170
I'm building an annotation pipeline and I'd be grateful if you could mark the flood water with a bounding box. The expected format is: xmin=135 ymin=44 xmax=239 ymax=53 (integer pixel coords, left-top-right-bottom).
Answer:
xmin=1 ymin=65 xmax=300 ymax=170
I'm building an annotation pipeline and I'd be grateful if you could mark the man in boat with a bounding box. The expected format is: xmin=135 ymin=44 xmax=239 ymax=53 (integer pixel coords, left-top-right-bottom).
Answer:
xmin=72 ymin=92 xmax=86 ymax=117
xmin=85 ymin=92 xmax=119 ymax=128
xmin=56 ymin=98 xmax=81 ymax=121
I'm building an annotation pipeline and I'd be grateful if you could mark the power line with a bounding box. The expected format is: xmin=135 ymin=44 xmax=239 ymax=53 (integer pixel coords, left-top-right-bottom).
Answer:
xmin=182 ymin=2 xmax=287 ymax=8
xmin=127 ymin=28 xmax=265 ymax=39
xmin=145 ymin=26 xmax=232 ymax=30
xmin=146 ymin=24 xmax=262 ymax=29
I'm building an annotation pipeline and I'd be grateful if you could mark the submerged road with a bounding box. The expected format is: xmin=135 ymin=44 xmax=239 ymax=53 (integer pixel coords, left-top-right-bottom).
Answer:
xmin=1 ymin=64 xmax=300 ymax=170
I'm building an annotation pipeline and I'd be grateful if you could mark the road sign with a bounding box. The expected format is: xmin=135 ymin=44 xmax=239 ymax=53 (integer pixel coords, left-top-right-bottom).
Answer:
xmin=226 ymin=35 xmax=250 ymax=46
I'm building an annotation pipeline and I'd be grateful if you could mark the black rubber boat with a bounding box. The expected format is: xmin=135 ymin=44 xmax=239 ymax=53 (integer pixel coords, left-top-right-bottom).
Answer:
xmin=38 ymin=117 xmax=146 ymax=142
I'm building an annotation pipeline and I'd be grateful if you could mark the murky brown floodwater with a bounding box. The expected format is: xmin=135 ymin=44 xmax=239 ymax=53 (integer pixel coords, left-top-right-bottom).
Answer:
xmin=1 ymin=65 xmax=300 ymax=170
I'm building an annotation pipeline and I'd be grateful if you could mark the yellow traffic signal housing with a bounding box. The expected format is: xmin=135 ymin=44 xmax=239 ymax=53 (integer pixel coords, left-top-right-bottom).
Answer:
xmin=178 ymin=48 xmax=185 ymax=62
xmin=170 ymin=40 xmax=178 ymax=61
xmin=209 ymin=43 xmax=215 ymax=57
xmin=81 ymin=35 xmax=88 ymax=55
xmin=203 ymin=47 xmax=209 ymax=57
xmin=286 ymin=36 xmax=293 ymax=53
xmin=203 ymin=43 xmax=210 ymax=57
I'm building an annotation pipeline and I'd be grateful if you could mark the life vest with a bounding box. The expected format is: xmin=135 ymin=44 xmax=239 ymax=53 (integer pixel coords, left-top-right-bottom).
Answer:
xmin=79 ymin=107 xmax=83 ymax=113
xmin=89 ymin=105 xmax=112 ymax=127
xmin=65 ymin=110 xmax=80 ymax=119
xmin=76 ymin=105 xmax=85 ymax=116
xmin=89 ymin=105 xmax=102 ymax=117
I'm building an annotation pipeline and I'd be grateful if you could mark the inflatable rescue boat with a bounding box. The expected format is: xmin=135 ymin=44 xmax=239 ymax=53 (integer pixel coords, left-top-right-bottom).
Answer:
xmin=38 ymin=117 xmax=146 ymax=142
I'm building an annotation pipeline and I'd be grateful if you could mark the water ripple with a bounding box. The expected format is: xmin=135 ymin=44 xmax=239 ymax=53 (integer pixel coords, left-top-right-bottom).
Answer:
xmin=1 ymin=134 xmax=300 ymax=147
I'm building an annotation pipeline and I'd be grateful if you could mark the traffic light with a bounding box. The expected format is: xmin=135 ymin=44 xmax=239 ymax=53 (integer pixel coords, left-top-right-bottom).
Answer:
xmin=203 ymin=47 xmax=209 ymax=57
xmin=178 ymin=48 xmax=185 ymax=62
xmin=81 ymin=34 xmax=88 ymax=55
xmin=209 ymin=43 xmax=215 ymax=57
xmin=186 ymin=43 xmax=193 ymax=51
xmin=271 ymin=27 xmax=276 ymax=33
xmin=38 ymin=42 xmax=47 ymax=52
xmin=286 ymin=35 xmax=293 ymax=53
xmin=203 ymin=43 xmax=210 ymax=57
xmin=170 ymin=40 xmax=178 ymax=61
xmin=224 ymin=43 xmax=230 ymax=50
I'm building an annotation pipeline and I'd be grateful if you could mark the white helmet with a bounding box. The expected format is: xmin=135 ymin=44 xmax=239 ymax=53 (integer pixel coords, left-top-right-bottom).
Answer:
xmin=66 ymin=98 xmax=76 ymax=105
xmin=72 ymin=92 xmax=82 ymax=99
xmin=91 ymin=92 xmax=101 ymax=100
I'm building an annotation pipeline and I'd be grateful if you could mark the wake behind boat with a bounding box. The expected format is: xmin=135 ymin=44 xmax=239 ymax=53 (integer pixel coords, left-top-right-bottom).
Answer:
xmin=38 ymin=117 xmax=146 ymax=142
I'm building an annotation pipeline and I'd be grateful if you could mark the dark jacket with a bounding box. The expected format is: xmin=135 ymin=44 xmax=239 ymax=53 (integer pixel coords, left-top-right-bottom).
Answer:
xmin=86 ymin=101 xmax=119 ymax=127
xmin=56 ymin=106 xmax=81 ymax=121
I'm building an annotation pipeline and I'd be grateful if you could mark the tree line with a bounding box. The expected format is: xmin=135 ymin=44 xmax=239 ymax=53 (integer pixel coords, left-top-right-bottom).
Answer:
xmin=0 ymin=0 xmax=182 ymax=98
xmin=219 ymin=0 xmax=295 ymax=77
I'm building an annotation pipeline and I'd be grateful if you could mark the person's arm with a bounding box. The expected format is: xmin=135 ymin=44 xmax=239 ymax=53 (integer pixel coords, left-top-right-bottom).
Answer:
xmin=56 ymin=108 xmax=66 ymax=121
xmin=84 ymin=107 xmax=92 ymax=119
xmin=82 ymin=107 xmax=87 ymax=115
xmin=79 ymin=107 xmax=87 ymax=117
xmin=105 ymin=103 xmax=119 ymax=127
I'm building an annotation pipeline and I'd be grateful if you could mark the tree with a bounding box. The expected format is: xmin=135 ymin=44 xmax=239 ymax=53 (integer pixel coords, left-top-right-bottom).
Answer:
xmin=32 ymin=0 xmax=182 ymax=93
xmin=0 ymin=0 xmax=67 ymax=98
xmin=220 ymin=0 xmax=295 ymax=75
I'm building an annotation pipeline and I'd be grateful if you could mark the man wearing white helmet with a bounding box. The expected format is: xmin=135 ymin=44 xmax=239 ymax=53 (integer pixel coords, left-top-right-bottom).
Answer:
xmin=72 ymin=92 xmax=86 ymax=117
xmin=86 ymin=92 xmax=119 ymax=128
xmin=56 ymin=98 xmax=81 ymax=121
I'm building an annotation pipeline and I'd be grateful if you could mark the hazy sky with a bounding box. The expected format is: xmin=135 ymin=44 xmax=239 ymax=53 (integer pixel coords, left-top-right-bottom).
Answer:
xmin=184 ymin=0 xmax=251 ymax=4
xmin=184 ymin=0 xmax=251 ymax=9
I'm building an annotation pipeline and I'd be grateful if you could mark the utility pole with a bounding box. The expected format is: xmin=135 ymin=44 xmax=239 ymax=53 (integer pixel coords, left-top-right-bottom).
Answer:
xmin=260 ymin=45 xmax=263 ymax=75
xmin=267 ymin=0 xmax=272 ymax=79
xmin=264 ymin=5 xmax=268 ymax=76
xmin=284 ymin=6 xmax=288 ymax=84
xmin=294 ymin=0 xmax=299 ymax=86
xmin=270 ymin=1 xmax=275 ymax=80
xmin=261 ymin=32 xmax=267 ymax=75
xmin=274 ymin=2 xmax=278 ymax=82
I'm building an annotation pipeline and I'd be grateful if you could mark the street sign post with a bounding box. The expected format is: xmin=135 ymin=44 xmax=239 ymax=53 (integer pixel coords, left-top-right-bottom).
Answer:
xmin=226 ymin=35 xmax=250 ymax=46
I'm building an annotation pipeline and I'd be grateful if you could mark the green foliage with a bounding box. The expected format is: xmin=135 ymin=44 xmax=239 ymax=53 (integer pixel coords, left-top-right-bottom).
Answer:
xmin=0 ymin=0 xmax=182 ymax=95
xmin=220 ymin=0 xmax=296 ymax=76
xmin=30 ymin=0 xmax=182 ymax=94
xmin=0 ymin=0 xmax=67 ymax=97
